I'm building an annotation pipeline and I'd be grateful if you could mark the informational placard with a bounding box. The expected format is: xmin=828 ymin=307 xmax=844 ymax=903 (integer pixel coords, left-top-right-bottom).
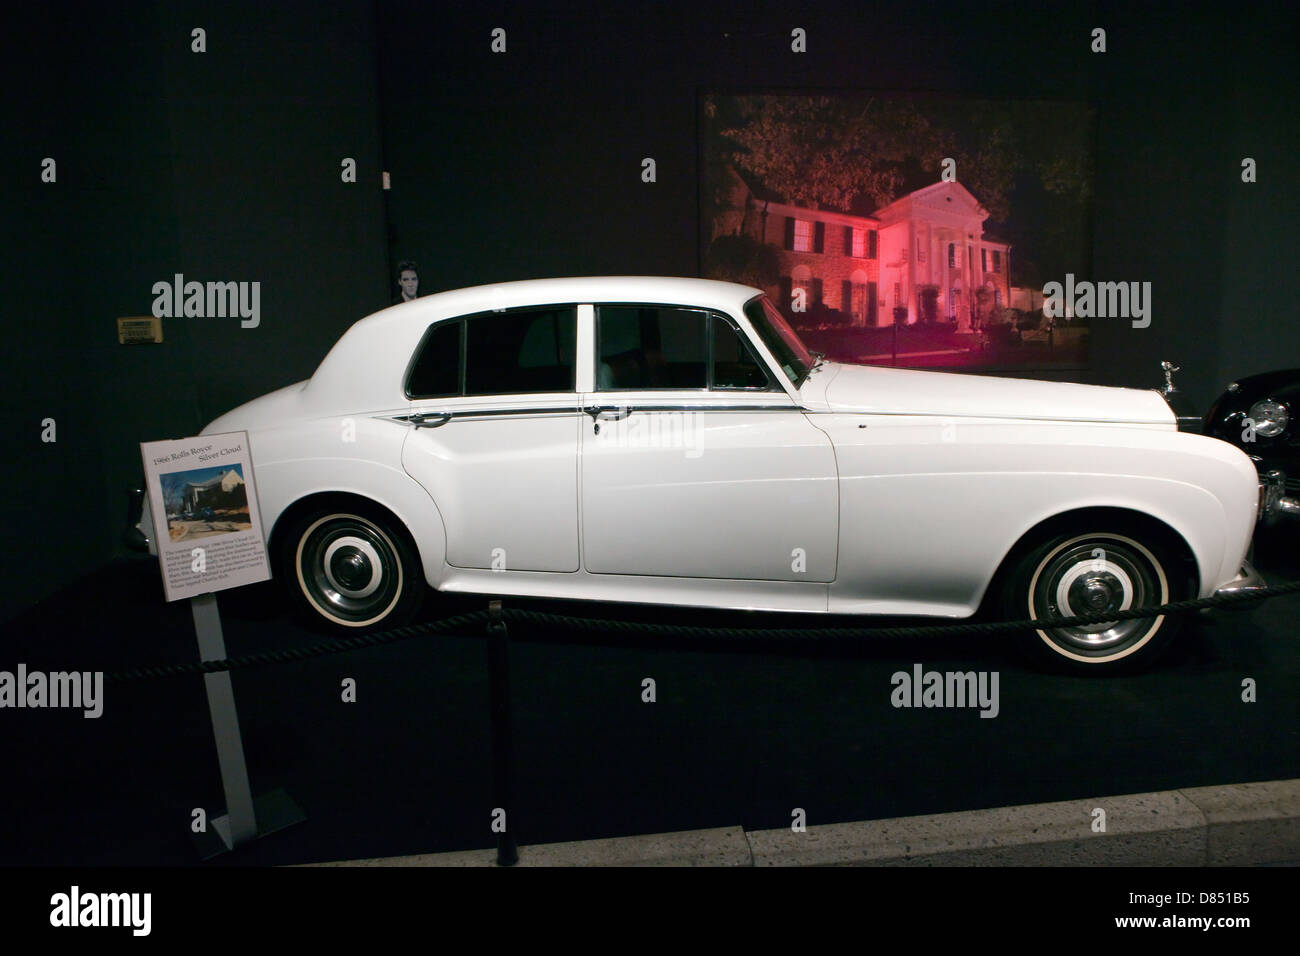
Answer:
xmin=116 ymin=315 xmax=163 ymax=344
xmin=139 ymin=432 xmax=271 ymax=601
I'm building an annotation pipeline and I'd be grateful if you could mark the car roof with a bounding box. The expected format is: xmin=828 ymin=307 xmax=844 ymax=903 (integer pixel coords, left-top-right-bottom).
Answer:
xmin=304 ymin=276 xmax=767 ymax=410
xmin=385 ymin=275 xmax=761 ymax=319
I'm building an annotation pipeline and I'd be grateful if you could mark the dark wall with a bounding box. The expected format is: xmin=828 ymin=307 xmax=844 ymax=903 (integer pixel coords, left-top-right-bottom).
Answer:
xmin=2 ymin=0 xmax=387 ymax=620
xmin=3 ymin=0 xmax=1297 ymax=619
xmin=376 ymin=0 xmax=1299 ymax=407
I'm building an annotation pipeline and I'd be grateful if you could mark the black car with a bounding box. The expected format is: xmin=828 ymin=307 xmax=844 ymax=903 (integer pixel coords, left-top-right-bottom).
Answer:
xmin=1204 ymin=368 xmax=1300 ymax=522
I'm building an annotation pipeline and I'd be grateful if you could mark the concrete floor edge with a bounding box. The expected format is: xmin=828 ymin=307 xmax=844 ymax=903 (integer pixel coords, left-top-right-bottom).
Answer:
xmin=302 ymin=777 xmax=1300 ymax=867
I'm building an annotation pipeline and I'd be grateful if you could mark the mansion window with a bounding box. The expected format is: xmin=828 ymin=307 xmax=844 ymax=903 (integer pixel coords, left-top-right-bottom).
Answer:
xmin=841 ymin=280 xmax=878 ymax=326
xmin=845 ymin=226 xmax=877 ymax=258
xmin=779 ymin=276 xmax=822 ymax=313
xmin=785 ymin=218 xmax=825 ymax=253
xmin=992 ymin=250 xmax=1002 ymax=273
xmin=793 ymin=219 xmax=813 ymax=252
xmin=949 ymin=243 xmax=959 ymax=269
xmin=981 ymin=248 xmax=988 ymax=272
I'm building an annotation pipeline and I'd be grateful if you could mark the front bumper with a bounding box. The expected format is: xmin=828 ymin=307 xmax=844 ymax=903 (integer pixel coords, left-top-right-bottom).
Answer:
xmin=1213 ymin=560 xmax=1268 ymax=607
xmin=1259 ymin=469 xmax=1300 ymax=524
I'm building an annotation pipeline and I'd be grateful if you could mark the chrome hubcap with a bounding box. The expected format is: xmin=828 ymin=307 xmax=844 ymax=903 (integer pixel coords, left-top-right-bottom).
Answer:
xmin=323 ymin=536 xmax=382 ymax=598
xmin=297 ymin=515 xmax=402 ymax=624
xmin=1031 ymin=537 xmax=1163 ymax=654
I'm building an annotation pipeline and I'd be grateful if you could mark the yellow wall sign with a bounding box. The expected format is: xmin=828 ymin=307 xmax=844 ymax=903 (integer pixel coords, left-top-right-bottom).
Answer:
xmin=117 ymin=316 xmax=163 ymax=344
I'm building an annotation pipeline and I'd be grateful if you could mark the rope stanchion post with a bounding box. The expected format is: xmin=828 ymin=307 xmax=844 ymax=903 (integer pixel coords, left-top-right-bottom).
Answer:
xmin=487 ymin=600 xmax=518 ymax=866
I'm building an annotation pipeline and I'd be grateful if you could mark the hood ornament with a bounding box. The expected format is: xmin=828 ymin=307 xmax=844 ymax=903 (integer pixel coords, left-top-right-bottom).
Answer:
xmin=1160 ymin=360 xmax=1180 ymax=396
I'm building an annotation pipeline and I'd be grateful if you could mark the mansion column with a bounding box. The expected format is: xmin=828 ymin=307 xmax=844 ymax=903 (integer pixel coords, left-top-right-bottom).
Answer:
xmin=959 ymin=238 xmax=972 ymax=332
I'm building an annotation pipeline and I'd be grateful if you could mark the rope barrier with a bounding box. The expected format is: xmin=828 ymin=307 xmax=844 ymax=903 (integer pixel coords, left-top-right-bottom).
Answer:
xmin=97 ymin=577 xmax=1300 ymax=684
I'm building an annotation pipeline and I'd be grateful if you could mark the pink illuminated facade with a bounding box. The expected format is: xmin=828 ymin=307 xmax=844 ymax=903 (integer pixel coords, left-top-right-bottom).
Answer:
xmin=718 ymin=170 xmax=1011 ymax=330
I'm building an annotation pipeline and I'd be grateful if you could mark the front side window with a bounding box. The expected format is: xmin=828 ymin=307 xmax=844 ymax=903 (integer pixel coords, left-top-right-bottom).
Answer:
xmin=405 ymin=305 xmax=576 ymax=398
xmin=742 ymin=294 xmax=813 ymax=387
xmin=711 ymin=315 xmax=775 ymax=389
xmin=595 ymin=306 xmax=778 ymax=392
xmin=597 ymin=305 xmax=707 ymax=390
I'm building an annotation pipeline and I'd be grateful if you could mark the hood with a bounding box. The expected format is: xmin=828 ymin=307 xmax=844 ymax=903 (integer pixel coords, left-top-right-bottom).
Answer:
xmin=814 ymin=362 xmax=1175 ymax=425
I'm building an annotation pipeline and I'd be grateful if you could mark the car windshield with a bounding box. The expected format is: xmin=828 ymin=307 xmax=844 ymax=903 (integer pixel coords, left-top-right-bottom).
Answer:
xmin=743 ymin=294 xmax=815 ymax=387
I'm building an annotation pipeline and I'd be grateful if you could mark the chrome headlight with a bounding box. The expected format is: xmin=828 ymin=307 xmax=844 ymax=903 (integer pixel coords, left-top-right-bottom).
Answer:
xmin=1248 ymin=399 xmax=1288 ymax=438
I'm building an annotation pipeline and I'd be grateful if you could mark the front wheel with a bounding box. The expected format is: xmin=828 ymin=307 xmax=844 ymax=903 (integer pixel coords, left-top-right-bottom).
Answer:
xmin=1003 ymin=530 xmax=1186 ymax=674
xmin=281 ymin=505 xmax=425 ymax=632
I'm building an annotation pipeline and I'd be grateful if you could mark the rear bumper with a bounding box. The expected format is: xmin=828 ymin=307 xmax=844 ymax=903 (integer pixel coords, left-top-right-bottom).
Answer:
xmin=123 ymin=486 xmax=155 ymax=555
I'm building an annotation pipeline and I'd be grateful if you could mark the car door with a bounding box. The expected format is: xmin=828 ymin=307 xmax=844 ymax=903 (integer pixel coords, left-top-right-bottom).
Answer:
xmin=580 ymin=303 xmax=838 ymax=582
xmin=401 ymin=305 xmax=581 ymax=572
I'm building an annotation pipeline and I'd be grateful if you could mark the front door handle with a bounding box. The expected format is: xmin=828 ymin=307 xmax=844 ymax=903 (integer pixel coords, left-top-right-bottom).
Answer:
xmin=410 ymin=411 xmax=452 ymax=429
xmin=584 ymin=405 xmax=630 ymax=422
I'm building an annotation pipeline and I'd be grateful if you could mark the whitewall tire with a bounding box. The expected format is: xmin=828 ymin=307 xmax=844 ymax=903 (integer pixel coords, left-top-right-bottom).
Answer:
xmin=1003 ymin=530 xmax=1185 ymax=673
xmin=281 ymin=505 xmax=425 ymax=632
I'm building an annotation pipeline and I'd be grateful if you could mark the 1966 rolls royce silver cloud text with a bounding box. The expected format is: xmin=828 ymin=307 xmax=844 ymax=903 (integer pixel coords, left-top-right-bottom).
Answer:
xmin=132 ymin=276 xmax=1269 ymax=672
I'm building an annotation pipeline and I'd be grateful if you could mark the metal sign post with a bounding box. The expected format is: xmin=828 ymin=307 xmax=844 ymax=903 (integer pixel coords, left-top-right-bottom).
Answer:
xmin=487 ymin=601 xmax=518 ymax=866
xmin=191 ymin=592 xmax=258 ymax=850
xmin=189 ymin=592 xmax=305 ymax=860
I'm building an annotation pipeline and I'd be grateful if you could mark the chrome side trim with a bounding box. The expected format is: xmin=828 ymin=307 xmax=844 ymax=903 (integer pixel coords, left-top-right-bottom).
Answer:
xmin=800 ymin=408 xmax=1173 ymax=425
xmin=393 ymin=406 xmax=580 ymax=423
xmin=579 ymin=403 xmax=800 ymax=414
xmin=395 ymin=403 xmax=804 ymax=423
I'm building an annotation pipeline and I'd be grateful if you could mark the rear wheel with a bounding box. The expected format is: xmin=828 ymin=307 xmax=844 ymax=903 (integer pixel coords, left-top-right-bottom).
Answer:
xmin=1003 ymin=530 xmax=1186 ymax=674
xmin=280 ymin=505 xmax=424 ymax=632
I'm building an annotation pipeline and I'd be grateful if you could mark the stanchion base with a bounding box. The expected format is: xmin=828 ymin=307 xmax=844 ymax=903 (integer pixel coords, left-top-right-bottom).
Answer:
xmin=191 ymin=788 xmax=307 ymax=860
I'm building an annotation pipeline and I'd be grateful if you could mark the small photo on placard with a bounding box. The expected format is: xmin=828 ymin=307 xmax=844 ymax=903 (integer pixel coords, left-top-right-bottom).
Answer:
xmin=160 ymin=464 xmax=252 ymax=542
xmin=140 ymin=431 xmax=271 ymax=601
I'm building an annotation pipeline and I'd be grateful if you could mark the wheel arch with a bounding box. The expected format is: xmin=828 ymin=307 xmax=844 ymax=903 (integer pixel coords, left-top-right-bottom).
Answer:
xmin=978 ymin=505 xmax=1200 ymax=615
xmin=268 ymin=484 xmax=446 ymax=590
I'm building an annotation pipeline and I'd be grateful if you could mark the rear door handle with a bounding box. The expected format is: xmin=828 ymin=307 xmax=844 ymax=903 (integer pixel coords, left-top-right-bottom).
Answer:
xmin=410 ymin=411 xmax=452 ymax=428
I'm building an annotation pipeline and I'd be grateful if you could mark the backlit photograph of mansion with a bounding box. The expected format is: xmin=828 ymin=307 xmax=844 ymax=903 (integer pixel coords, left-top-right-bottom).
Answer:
xmin=716 ymin=166 xmax=1013 ymax=332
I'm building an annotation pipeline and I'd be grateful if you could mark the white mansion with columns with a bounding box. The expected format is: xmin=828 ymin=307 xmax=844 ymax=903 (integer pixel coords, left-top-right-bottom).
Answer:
xmin=874 ymin=181 xmax=1011 ymax=330
xmin=715 ymin=170 xmax=1013 ymax=330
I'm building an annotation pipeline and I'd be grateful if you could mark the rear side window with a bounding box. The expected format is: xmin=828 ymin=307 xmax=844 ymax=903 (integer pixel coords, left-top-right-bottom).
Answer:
xmin=406 ymin=321 xmax=461 ymax=398
xmin=468 ymin=307 xmax=575 ymax=395
xmin=405 ymin=306 xmax=576 ymax=398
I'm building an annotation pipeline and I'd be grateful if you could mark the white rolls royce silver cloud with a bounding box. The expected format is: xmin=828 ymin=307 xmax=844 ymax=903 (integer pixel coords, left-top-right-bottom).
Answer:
xmin=132 ymin=277 xmax=1269 ymax=672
